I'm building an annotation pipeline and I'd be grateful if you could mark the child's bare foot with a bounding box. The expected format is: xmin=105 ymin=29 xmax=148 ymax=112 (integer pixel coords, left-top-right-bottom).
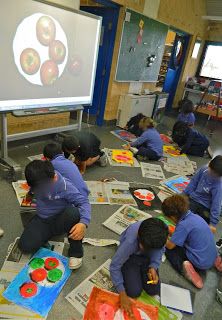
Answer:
xmin=214 ymin=256 xmax=222 ymax=272
xmin=182 ymin=261 xmax=203 ymax=288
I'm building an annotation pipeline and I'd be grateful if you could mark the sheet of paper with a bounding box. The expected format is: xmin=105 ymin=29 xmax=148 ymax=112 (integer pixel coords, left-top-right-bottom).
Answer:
xmin=86 ymin=181 xmax=109 ymax=204
xmin=66 ymin=259 xmax=114 ymax=316
xmin=161 ymin=283 xmax=193 ymax=314
xmin=160 ymin=175 xmax=190 ymax=194
xmin=105 ymin=181 xmax=137 ymax=206
xmin=141 ymin=162 xmax=165 ymax=180
xmin=27 ymin=154 xmax=44 ymax=161
xmin=110 ymin=130 xmax=136 ymax=143
xmin=128 ymin=82 xmax=142 ymax=94
xmin=163 ymin=157 xmax=196 ymax=176
xmin=82 ymin=238 xmax=119 ymax=247
xmin=103 ymin=148 xmax=140 ymax=168
xmin=103 ymin=205 xmax=152 ymax=235
xmin=163 ymin=145 xmax=186 ymax=158
xmin=157 ymin=190 xmax=171 ymax=202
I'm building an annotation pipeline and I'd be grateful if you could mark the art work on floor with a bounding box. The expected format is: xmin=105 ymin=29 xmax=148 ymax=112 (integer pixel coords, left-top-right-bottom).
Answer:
xmin=163 ymin=146 xmax=186 ymax=157
xmin=161 ymin=175 xmax=190 ymax=194
xmin=110 ymin=130 xmax=136 ymax=143
xmin=140 ymin=162 xmax=165 ymax=180
xmin=86 ymin=181 xmax=110 ymax=204
xmin=3 ymin=248 xmax=71 ymax=317
xmin=103 ymin=205 xmax=152 ymax=235
xmin=160 ymin=134 xmax=172 ymax=144
xmin=27 ymin=154 xmax=45 ymax=161
xmin=157 ymin=215 xmax=176 ymax=234
xmin=129 ymin=187 xmax=161 ymax=211
xmin=83 ymin=287 xmax=159 ymax=320
xmin=103 ymin=148 xmax=140 ymax=168
xmin=112 ymin=149 xmax=134 ymax=166
xmin=105 ymin=181 xmax=137 ymax=206
xmin=12 ymin=180 xmax=36 ymax=209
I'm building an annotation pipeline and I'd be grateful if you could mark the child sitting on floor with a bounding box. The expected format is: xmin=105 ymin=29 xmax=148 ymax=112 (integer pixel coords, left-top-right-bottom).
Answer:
xmin=184 ymin=155 xmax=222 ymax=233
xmin=110 ymin=218 xmax=168 ymax=318
xmin=124 ymin=113 xmax=145 ymax=137
xmin=43 ymin=142 xmax=89 ymax=198
xmin=172 ymin=121 xmax=209 ymax=157
xmin=177 ymin=99 xmax=196 ymax=126
xmin=19 ymin=160 xmax=91 ymax=270
xmin=162 ymin=194 xmax=222 ymax=289
xmin=62 ymin=132 xmax=107 ymax=174
xmin=124 ymin=117 xmax=163 ymax=161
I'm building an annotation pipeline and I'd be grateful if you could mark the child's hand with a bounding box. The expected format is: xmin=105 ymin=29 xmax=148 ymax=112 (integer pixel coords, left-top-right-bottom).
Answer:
xmin=119 ymin=291 xmax=136 ymax=320
xmin=209 ymin=225 xmax=216 ymax=234
xmin=122 ymin=144 xmax=130 ymax=150
xmin=147 ymin=268 xmax=159 ymax=285
xmin=69 ymin=223 xmax=86 ymax=240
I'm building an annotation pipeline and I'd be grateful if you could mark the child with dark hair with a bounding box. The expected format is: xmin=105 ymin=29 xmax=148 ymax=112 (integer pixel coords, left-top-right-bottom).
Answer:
xmin=124 ymin=117 xmax=163 ymax=161
xmin=124 ymin=113 xmax=145 ymax=137
xmin=184 ymin=155 xmax=222 ymax=233
xmin=162 ymin=194 xmax=222 ymax=289
xmin=177 ymin=99 xmax=195 ymax=126
xmin=19 ymin=160 xmax=91 ymax=270
xmin=62 ymin=132 xmax=107 ymax=174
xmin=110 ymin=218 xmax=168 ymax=318
xmin=172 ymin=121 xmax=209 ymax=157
xmin=43 ymin=143 xmax=89 ymax=197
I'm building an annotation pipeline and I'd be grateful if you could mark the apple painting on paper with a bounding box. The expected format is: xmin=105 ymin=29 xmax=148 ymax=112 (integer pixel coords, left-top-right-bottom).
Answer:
xmin=20 ymin=48 xmax=40 ymax=75
xmin=36 ymin=15 xmax=56 ymax=46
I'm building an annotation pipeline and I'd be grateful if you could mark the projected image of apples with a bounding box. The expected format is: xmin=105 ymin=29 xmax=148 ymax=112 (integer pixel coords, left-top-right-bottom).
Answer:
xmin=13 ymin=13 xmax=68 ymax=86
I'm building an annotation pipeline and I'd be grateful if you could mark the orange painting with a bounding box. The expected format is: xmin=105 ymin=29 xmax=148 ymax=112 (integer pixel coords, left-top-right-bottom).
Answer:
xmin=112 ymin=150 xmax=134 ymax=166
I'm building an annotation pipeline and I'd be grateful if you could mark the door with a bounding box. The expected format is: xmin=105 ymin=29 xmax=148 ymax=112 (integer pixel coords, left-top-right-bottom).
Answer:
xmin=81 ymin=6 xmax=119 ymax=126
xmin=163 ymin=34 xmax=190 ymax=110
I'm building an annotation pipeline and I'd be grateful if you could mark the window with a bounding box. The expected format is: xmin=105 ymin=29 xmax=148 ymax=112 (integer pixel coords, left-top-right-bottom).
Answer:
xmin=199 ymin=43 xmax=222 ymax=79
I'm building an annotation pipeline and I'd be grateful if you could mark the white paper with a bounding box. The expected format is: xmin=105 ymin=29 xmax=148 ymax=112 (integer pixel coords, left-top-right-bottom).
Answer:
xmin=103 ymin=148 xmax=140 ymax=168
xmin=27 ymin=154 xmax=44 ymax=161
xmin=105 ymin=181 xmax=137 ymax=206
xmin=103 ymin=205 xmax=152 ymax=235
xmin=0 ymin=270 xmax=45 ymax=320
xmin=12 ymin=180 xmax=29 ymax=205
xmin=82 ymin=238 xmax=120 ymax=247
xmin=157 ymin=190 xmax=171 ymax=202
xmin=125 ymin=11 xmax=131 ymax=22
xmin=86 ymin=181 xmax=109 ymax=204
xmin=128 ymin=82 xmax=142 ymax=94
xmin=66 ymin=259 xmax=114 ymax=316
xmin=161 ymin=283 xmax=193 ymax=314
xmin=164 ymin=157 xmax=196 ymax=176
xmin=141 ymin=162 xmax=165 ymax=180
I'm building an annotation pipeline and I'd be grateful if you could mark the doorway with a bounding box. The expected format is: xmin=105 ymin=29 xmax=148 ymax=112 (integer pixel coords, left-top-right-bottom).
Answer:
xmin=81 ymin=2 xmax=120 ymax=126
xmin=157 ymin=29 xmax=190 ymax=111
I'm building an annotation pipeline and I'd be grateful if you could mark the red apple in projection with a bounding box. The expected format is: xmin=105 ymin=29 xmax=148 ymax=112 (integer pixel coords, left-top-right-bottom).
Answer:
xmin=68 ymin=55 xmax=82 ymax=76
xmin=20 ymin=48 xmax=40 ymax=75
xmin=36 ymin=16 xmax=56 ymax=46
xmin=40 ymin=60 xmax=59 ymax=86
xmin=49 ymin=40 xmax=66 ymax=64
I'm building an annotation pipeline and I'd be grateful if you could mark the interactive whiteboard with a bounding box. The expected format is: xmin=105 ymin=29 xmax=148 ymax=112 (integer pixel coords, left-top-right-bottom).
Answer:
xmin=0 ymin=0 xmax=101 ymax=112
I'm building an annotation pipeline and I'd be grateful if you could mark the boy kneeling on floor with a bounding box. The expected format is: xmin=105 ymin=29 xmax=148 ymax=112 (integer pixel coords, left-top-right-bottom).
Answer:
xmin=19 ymin=160 xmax=91 ymax=270
xmin=110 ymin=218 xmax=168 ymax=318
xmin=162 ymin=194 xmax=222 ymax=289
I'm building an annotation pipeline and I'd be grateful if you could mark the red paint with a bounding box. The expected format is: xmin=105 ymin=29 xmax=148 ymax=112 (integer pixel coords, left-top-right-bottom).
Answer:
xmin=123 ymin=307 xmax=142 ymax=320
xmin=143 ymin=201 xmax=151 ymax=207
xmin=20 ymin=282 xmax=38 ymax=298
xmin=44 ymin=257 xmax=59 ymax=270
xmin=30 ymin=268 xmax=47 ymax=282
xmin=98 ymin=303 xmax=115 ymax=320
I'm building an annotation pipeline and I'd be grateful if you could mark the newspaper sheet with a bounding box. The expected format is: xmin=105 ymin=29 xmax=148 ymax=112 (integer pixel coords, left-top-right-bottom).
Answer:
xmin=66 ymin=259 xmax=114 ymax=316
xmin=105 ymin=181 xmax=137 ymax=206
xmin=82 ymin=238 xmax=119 ymax=247
xmin=140 ymin=162 xmax=165 ymax=180
xmin=164 ymin=157 xmax=196 ymax=176
xmin=27 ymin=154 xmax=44 ymax=161
xmin=103 ymin=205 xmax=152 ymax=235
xmin=86 ymin=181 xmax=109 ymax=204
xmin=103 ymin=148 xmax=140 ymax=167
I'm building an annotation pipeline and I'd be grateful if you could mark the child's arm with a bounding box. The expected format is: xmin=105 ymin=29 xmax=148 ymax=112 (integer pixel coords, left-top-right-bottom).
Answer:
xmin=130 ymin=132 xmax=147 ymax=147
xmin=209 ymin=186 xmax=222 ymax=230
xmin=180 ymin=130 xmax=194 ymax=154
xmin=184 ymin=167 xmax=204 ymax=196
xmin=166 ymin=239 xmax=176 ymax=250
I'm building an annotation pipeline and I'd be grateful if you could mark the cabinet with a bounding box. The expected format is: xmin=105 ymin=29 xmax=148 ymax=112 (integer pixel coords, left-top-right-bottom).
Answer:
xmin=116 ymin=94 xmax=156 ymax=128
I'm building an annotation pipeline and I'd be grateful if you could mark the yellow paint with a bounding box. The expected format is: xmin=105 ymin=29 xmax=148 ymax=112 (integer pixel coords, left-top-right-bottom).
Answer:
xmin=139 ymin=19 xmax=144 ymax=29
xmin=112 ymin=149 xmax=134 ymax=165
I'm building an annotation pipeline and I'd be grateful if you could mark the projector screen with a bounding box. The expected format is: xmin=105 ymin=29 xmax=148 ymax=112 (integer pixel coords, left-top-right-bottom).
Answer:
xmin=199 ymin=44 xmax=222 ymax=80
xmin=0 ymin=0 xmax=101 ymax=112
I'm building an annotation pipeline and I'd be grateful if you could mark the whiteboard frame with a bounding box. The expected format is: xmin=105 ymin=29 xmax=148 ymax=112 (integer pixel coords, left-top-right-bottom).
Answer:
xmin=0 ymin=0 xmax=102 ymax=113
xmin=115 ymin=8 xmax=167 ymax=83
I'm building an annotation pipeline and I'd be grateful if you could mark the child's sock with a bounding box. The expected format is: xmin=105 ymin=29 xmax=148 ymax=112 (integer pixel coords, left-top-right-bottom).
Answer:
xmin=182 ymin=261 xmax=203 ymax=289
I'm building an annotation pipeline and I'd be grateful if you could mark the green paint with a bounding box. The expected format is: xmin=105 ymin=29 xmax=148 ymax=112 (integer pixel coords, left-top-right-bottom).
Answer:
xmin=29 ymin=258 xmax=44 ymax=269
xmin=138 ymin=291 xmax=179 ymax=320
xmin=47 ymin=268 xmax=63 ymax=282
xmin=157 ymin=214 xmax=175 ymax=227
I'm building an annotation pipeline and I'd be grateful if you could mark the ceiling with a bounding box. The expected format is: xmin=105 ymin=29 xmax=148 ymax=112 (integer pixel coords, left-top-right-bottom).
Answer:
xmin=203 ymin=0 xmax=222 ymax=21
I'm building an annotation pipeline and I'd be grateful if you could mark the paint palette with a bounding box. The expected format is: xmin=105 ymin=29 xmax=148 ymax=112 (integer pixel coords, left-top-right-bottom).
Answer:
xmin=130 ymin=187 xmax=161 ymax=211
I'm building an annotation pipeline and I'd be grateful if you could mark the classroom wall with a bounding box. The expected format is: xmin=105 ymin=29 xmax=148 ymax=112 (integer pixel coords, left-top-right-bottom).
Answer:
xmin=47 ymin=0 xmax=80 ymax=9
xmin=206 ymin=22 xmax=222 ymax=41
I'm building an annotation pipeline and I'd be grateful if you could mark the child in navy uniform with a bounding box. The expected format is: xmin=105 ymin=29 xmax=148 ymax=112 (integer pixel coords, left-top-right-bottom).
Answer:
xmin=62 ymin=132 xmax=107 ymax=174
xmin=43 ymin=143 xmax=89 ymax=198
xmin=124 ymin=113 xmax=145 ymax=137
xmin=110 ymin=218 xmax=168 ymax=318
xmin=184 ymin=155 xmax=222 ymax=233
xmin=172 ymin=121 xmax=209 ymax=157
xmin=125 ymin=117 xmax=163 ymax=161
xmin=163 ymin=195 xmax=222 ymax=289
xmin=19 ymin=160 xmax=91 ymax=270
xmin=177 ymin=99 xmax=195 ymax=126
